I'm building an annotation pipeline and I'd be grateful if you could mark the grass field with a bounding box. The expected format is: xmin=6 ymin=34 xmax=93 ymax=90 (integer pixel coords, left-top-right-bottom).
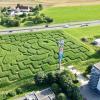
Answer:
xmin=64 ymin=25 xmax=100 ymax=40
xmin=64 ymin=25 xmax=100 ymax=71
xmin=43 ymin=5 xmax=100 ymax=23
xmin=0 ymin=30 xmax=92 ymax=94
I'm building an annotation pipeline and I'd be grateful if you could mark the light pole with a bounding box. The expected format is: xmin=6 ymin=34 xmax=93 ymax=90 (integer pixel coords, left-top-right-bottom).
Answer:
xmin=58 ymin=40 xmax=64 ymax=70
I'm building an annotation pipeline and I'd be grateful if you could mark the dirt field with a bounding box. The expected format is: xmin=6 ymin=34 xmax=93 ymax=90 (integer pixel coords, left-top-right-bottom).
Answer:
xmin=0 ymin=0 xmax=100 ymax=7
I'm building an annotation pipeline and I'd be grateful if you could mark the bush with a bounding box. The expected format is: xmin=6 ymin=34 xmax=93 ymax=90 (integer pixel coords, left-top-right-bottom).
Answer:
xmin=46 ymin=72 xmax=56 ymax=84
xmin=7 ymin=91 xmax=16 ymax=97
xmin=51 ymin=83 xmax=61 ymax=94
xmin=1 ymin=18 xmax=20 ymax=27
xmin=84 ymin=64 xmax=92 ymax=76
xmin=81 ymin=38 xmax=88 ymax=42
xmin=57 ymin=93 xmax=67 ymax=100
xmin=16 ymin=88 xmax=23 ymax=94
xmin=34 ymin=71 xmax=45 ymax=85
xmin=45 ymin=17 xmax=53 ymax=23
xmin=24 ymin=21 xmax=34 ymax=26
xmin=0 ymin=94 xmax=7 ymax=100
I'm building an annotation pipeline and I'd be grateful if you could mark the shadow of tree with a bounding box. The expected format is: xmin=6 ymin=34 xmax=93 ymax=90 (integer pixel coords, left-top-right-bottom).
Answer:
xmin=90 ymin=50 xmax=100 ymax=59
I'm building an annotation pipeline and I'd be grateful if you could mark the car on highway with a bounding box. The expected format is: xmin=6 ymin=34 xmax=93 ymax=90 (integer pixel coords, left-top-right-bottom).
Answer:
xmin=45 ymin=24 xmax=49 ymax=27
xmin=80 ymin=23 xmax=88 ymax=27
xmin=63 ymin=24 xmax=70 ymax=28
xmin=9 ymin=30 xmax=13 ymax=32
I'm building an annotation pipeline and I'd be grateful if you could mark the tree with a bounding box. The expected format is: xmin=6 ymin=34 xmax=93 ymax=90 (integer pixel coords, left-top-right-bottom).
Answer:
xmin=71 ymin=85 xmax=83 ymax=100
xmin=51 ymin=83 xmax=61 ymax=94
xmin=44 ymin=16 xmax=53 ymax=24
xmin=19 ymin=13 xmax=26 ymax=17
xmin=1 ymin=17 xmax=19 ymax=27
xmin=46 ymin=72 xmax=56 ymax=84
xmin=34 ymin=71 xmax=45 ymax=85
xmin=38 ymin=4 xmax=43 ymax=10
xmin=84 ymin=64 xmax=92 ymax=76
xmin=1 ymin=7 xmax=7 ymax=12
xmin=57 ymin=93 xmax=67 ymax=100
xmin=33 ymin=15 xmax=43 ymax=24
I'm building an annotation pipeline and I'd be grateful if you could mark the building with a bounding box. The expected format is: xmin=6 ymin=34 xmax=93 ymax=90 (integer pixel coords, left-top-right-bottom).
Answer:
xmin=93 ymin=39 xmax=100 ymax=46
xmin=25 ymin=88 xmax=55 ymax=100
xmin=9 ymin=4 xmax=31 ymax=16
xmin=16 ymin=4 xmax=31 ymax=12
xmin=89 ymin=62 xmax=100 ymax=93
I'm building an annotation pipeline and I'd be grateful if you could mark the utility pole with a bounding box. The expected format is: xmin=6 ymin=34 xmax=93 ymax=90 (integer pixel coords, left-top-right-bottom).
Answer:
xmin=58 ymin=40 xmax=64 ymax=70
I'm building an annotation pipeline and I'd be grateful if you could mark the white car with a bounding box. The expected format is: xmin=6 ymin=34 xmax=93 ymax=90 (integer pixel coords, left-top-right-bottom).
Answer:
xmin=80 ymin=23 xmax=88 ymax=27
xmin=63 ymin=24 xmax=69 ymax=28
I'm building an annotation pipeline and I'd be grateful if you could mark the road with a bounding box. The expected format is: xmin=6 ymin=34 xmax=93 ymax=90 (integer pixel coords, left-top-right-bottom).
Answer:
xmin=0 ymin=20 xmax=100 ymax=35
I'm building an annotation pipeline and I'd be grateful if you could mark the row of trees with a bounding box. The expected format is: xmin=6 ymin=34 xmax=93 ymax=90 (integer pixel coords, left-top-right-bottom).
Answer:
xmin=34 ymin=70 xmax=83 ymax=100
xmin=0 ymin=15 xmax=53 ymax=27
xmin=0 ymin=17 xmax=20 ymax=27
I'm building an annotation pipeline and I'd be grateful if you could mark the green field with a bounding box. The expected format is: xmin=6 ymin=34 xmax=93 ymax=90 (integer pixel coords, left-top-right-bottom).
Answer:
xmin=64 ymin=25 xmax=100 ymax=71
xmin=0 ymin=30 xmax=92 ymax=93
xmin=43 ymin=5 xmax=100 ymax=23
xmin=64 ymin=25 xmax=100 ymax=40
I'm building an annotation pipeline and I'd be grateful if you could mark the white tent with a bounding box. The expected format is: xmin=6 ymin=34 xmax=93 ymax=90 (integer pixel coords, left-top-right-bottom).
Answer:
xmin=94 ymin=39 xmax=100 ymax=46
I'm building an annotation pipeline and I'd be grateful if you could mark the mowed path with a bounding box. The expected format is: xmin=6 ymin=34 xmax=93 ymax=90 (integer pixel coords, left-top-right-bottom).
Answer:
xmin=1 ymin=0 xmax=100 ymax=7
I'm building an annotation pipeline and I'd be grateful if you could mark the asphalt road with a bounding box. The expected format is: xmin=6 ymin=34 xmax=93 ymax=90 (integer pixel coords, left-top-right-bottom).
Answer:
xmin=0 ymin=20 xmax=100 ymax=35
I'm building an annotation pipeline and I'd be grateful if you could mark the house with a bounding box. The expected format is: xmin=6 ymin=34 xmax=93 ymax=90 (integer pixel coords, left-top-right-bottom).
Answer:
xmin=16 ymin=4 xmax=31 ymax=12
xmin=25 ymin=88 xmax=55 ymax=100
xmin=9 ymin=4 xmax=31 ymax=16
xmin=89 ymin=62 xmax=100 ymax=93
xmin=36 ymin=88 xmax=55 ymax=100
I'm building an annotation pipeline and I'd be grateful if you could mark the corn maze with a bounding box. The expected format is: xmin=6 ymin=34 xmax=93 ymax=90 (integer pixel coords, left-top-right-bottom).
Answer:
xmin=0 ymin=30 xmax=91 ymax=88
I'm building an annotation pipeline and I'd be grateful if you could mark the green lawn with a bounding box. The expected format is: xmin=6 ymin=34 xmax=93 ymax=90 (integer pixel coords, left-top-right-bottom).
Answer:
xmin=42 ymin=5 xmax=100 ymax=23
xmin=63 ymin=25 xmax=100 ymax=72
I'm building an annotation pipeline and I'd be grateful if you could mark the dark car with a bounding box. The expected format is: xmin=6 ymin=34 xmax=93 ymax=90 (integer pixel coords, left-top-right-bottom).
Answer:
xmin=9 ymin=30 xmax=13 ymax=32
xmin=45 ymin=24 xmax=48 ymax=27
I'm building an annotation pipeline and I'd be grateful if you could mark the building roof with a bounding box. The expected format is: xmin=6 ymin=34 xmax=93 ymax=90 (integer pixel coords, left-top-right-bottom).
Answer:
xmin=36 ymin=88 xmax=55 ymax=100
xmin=16 ymin=4 xmax=29 ymax=9
xmin=94 ymin=62 xmax=100 ymax=70
xmin=25 ymin=88 xmax=55 ymax=100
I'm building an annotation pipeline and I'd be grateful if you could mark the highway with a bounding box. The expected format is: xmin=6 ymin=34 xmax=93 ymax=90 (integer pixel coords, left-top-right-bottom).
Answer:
xmin=0 ymin=20 xmax=100 ymax=35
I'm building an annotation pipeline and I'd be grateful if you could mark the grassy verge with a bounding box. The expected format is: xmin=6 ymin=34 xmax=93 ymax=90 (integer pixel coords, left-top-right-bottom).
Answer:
xmin=63 ymin=25 xmax=100 ymax=72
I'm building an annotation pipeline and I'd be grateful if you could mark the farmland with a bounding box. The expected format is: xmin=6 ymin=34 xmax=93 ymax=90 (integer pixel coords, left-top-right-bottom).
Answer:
xmin=0 ymin=30 xmax=92 ymax=93
xmin=1 ymin=0 xmax=100 ymax=7
xmin=43 ymin=5 xmax=100 ymax=23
